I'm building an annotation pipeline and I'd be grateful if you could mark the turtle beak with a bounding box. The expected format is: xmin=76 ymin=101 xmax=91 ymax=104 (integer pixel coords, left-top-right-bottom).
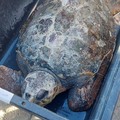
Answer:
xmin=28 ymin=97 xmax=35 ymax=102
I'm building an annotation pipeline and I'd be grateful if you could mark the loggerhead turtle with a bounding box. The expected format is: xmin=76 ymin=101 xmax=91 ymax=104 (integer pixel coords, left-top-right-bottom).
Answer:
xmin=2 ymin=0 xmax=120 ymax=112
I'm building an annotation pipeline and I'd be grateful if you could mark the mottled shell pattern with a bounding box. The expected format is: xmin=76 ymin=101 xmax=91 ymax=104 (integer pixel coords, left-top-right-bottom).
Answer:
xmin=17 ymin=0 xmax=115 ymax=80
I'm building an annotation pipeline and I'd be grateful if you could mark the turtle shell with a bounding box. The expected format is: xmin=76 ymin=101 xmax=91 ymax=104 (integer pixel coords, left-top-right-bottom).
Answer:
xmin=17 ymin=0 xmax=115 ymax=80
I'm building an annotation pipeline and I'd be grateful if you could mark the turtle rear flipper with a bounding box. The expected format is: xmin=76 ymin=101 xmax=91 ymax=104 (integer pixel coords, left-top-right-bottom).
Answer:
xmin=68 ymin=50 xmax=113 ymax=112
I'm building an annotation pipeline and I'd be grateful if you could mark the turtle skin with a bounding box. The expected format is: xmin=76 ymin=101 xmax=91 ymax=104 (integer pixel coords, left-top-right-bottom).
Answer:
xmin=16 ymin=0 xmax=116 ymax=111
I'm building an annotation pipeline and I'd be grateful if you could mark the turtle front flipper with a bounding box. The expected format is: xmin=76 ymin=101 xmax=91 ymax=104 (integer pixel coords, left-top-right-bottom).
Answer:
xmin=0 ymin=65 xmax=24 ymax=96
xmin=68 ymin=50 xmax=113 ymax=112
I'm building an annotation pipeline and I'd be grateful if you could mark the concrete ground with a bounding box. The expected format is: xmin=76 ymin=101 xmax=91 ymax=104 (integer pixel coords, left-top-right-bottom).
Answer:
xmin=0 ymin=100 xmax=42 ymax=120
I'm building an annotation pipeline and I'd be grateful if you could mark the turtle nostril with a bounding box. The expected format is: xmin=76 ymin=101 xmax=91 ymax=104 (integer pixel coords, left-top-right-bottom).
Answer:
xmin=25 ymin=93 xmax=31 ymax=99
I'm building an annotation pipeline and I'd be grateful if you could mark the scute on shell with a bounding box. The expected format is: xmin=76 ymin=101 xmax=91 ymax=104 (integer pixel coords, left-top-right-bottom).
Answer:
xmin=17 ymin=0 xmax=115 ymax=79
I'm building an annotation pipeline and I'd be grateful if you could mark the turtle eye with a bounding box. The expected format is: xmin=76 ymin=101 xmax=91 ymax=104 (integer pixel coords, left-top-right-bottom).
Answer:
xmin=36 ymin=90 xmax=48 ymax=101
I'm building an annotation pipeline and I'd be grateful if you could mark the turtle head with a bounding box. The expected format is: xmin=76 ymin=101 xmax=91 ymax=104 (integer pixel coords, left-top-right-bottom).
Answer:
xmin=21 ymin=71 xmax=61 ymax=106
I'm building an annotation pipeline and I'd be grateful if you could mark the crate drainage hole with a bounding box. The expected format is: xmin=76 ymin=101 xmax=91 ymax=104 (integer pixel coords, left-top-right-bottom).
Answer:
xmin=21 ymin=101 xmax=26 ymax=106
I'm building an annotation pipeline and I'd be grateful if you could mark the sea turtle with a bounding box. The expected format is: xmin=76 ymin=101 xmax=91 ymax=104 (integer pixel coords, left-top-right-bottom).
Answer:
xmin=1 ymin=0 xmax=120 ymax=112
xmin=15 ymin=0 xmax=118 ymax=111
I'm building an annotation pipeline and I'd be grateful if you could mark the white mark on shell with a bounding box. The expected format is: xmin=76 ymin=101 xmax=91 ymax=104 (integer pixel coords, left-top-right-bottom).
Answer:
xmin=96 ymin=39 xmax=106 ymax=47
xmin=109 ymin=31 xmax=112 ymax=37
xmin=61 ymin=0 xmax=69 ymax=6
xmin=26 ymin=72 xmax=37 ymax=79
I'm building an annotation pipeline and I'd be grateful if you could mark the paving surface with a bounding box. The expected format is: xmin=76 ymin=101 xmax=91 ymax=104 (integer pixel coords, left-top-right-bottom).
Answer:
xmin=0 ymin=100 xmax=42 ymax=120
